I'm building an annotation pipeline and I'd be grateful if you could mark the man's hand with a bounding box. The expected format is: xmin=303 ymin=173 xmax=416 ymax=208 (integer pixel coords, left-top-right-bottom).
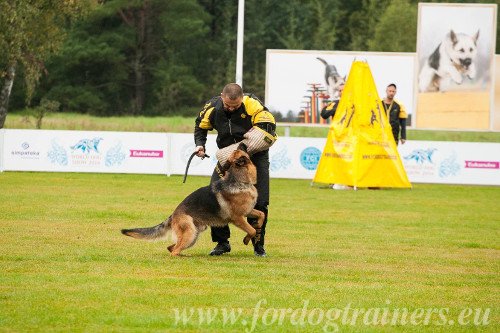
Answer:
xmin=400 ymin=139 xmax=406 ymax=145
xmin=195 ymin=146 xmax=206 ymax=157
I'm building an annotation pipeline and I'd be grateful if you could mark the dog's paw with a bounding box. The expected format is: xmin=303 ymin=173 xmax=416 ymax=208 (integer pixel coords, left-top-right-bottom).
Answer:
xmin=451 ymin=74 xmax=463 ymax=85
xmin=243 ymin=236 xmax=251 ymax=245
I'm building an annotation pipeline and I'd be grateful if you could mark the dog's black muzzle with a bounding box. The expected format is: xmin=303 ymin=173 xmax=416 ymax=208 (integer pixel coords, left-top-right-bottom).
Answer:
xmin=460 ymin=58 xmax=472 ymax=69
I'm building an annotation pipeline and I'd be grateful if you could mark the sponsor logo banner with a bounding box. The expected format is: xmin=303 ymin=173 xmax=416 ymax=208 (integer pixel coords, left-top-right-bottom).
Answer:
xmin=464 ymin=161 xmax=499 ymax=169
xmin=130 ymin=150 xmax=163 ymax=158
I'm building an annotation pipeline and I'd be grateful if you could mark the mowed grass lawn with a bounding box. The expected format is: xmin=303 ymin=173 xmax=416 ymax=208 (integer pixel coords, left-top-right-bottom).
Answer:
xmin=5 ymin=112 xmax=500 ymax=142
xmin=0 ymin=172 xmax=498 ymax=332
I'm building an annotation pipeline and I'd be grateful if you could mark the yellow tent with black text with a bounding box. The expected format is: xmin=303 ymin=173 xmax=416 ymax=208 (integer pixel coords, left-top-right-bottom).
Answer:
xmin=313 ymin=61 xmax=411 ymax=188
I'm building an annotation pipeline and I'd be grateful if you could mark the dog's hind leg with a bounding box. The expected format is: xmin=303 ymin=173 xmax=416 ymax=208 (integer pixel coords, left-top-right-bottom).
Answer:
xmin=169 ymin=215 xmax=197 ymax=256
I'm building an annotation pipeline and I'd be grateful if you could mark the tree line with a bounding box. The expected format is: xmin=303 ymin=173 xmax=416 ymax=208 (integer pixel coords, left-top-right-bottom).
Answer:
xmin=0 ymin=0 xmax=497 ymax=127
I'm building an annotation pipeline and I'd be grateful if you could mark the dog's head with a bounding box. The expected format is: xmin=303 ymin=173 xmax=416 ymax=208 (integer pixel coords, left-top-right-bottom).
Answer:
xmin=225 ymin=144 xmax=257 ymax=184
xmin=445 ymin=30 xmax=479 ymax=71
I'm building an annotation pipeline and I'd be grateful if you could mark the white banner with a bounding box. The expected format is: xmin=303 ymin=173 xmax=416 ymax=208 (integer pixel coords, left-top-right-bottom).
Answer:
xmin=399 ymin=140 xmax=500 ymax=185
xmin=1 ymin=129 xmax=498 ymax=185
xmin=0 ymin=129 xmax=4 ymax=172
xmin=269 ymin=137 xmax=326 ymax=179
xmin=2 ymin=129 xmax=169 ymax=174
xmin=169 ymin=133 xmax=219 ymax=177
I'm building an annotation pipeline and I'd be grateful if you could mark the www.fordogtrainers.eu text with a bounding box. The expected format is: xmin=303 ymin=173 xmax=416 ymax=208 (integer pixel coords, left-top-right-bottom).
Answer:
xmin=173 ymin=299 xmax=491 ymax=333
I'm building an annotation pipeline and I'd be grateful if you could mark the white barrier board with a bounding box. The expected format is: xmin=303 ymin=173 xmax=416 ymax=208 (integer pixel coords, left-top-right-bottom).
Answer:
xmin=2 ymin=130 xmax=169 ymax=174
xmin=168 ymin=133 xmax=219 ymax=177
xmin=1 ymin=130 xmax=499 ymax=185
xmin=399 ymin=141 xmax=500 ymax=185
xmin=269 ymin=137 xmax=326 ymax=179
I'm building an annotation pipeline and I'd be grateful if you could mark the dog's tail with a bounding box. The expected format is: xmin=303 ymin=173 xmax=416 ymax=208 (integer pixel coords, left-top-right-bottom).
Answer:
xmin=316 ymin=57 xmax=328 ymax=66
xmin=121 ymin=216 xmax=172 ymax=241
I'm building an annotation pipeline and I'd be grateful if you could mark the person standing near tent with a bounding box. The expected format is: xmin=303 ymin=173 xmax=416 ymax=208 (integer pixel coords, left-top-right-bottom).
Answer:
xmin=193 ymin=83 xmax=276 ymax=257
xmin=320 ymin=83 xmax=352 ymax=190
xmin=382 ymin=83 xmax=407 ymax=145
xmin=321 ymin=83 xmax=345 ymax=120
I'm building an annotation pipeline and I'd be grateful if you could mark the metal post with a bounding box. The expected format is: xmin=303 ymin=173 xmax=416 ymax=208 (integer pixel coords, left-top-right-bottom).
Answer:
xmin=235 ymin=0 xmax=245 ymax=87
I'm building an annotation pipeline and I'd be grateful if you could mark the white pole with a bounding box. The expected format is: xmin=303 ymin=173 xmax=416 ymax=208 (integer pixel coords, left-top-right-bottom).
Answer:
xmin=235 ymin=0 xmax=245 ymax=87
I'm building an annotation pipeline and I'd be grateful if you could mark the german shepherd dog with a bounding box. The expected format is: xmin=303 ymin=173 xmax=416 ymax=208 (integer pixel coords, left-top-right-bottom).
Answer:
xmin=419 ymin=29 xmax=480 ymax=92
xmin=317 ymin=57 xmax=346 ymax=99
xmin=121 ymin=143 xmax=265 ymax=256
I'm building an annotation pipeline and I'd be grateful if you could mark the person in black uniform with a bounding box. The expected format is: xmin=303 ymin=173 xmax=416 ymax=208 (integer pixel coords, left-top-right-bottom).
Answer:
xmin=194 ymin=83 xmax=276 ymax=257
xmin=321 ymin=83 xmax=344 ymax=120
xmin=382 ymin=83 xmax=407 ymax=145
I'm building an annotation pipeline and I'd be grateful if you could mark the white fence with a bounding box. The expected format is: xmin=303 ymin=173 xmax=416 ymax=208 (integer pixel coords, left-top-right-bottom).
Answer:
xmin=0 ymin=129 xmax=499 ymax=185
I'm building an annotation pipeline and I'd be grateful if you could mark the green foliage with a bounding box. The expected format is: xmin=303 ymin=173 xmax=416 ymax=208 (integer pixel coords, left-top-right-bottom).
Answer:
xmin=368 ymin=0 xmax=417 ymax=52
xmin=152 ymin=60 xmax=206 ymax=115
xmin=0 ymin=0 xmax=95 ymax=101
xmin=5 ymin=0 xmax=498 ymax=117
xmin=39 ymin=0 xmax=210 ymax=116
xmin=31 ymin=98 xmax=60 ymax=129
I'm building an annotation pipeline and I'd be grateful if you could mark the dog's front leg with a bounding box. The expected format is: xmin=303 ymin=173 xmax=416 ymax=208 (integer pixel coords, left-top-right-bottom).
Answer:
xmin=439 ymin=76 xmax=452 ymax=92
xmin=447 ymin=66 xmax=463 ymax=85
xmin=247 ymin=209 xmax=265 ymax=229
xmin=467 ymin=64 xmax=477 ymax=80
xmin=244 ymin=209 xmax=265 ymax=245
xmin=232 ymin=216 xmax=256 ymax=245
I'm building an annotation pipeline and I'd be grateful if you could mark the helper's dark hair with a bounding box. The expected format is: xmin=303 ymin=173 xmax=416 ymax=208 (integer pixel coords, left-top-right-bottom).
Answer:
xmin=222 ymin=83 xmax=244 ymax=100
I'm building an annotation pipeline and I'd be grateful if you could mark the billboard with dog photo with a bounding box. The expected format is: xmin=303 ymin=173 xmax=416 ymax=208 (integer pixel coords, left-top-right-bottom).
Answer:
xmin=416 ymin=3 xmax=497 ymax=130
xmin=265 ymin=50 xmax=415 ymax=125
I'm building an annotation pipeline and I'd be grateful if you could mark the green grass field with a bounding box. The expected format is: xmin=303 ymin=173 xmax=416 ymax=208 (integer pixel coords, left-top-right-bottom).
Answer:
xmin=0 ymin=172 xmax=498 ymax=332
xmin=5 ymin=112 xmax=500 ymax=142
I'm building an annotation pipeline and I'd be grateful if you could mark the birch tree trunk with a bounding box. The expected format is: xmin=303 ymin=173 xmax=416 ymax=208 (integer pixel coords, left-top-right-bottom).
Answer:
xmin=0 ymin=64 xmax=16 ymax=129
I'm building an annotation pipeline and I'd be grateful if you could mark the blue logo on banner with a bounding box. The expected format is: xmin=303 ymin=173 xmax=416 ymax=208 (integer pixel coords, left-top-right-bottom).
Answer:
xmin=48 ymin=139 xmax=68 ymax=165
xmin=300 ymin=147 xmax=321 ymax=170
xmin=270 ymin=146 xmax=291 ymax=172
xmin=404 ymin=148 xmax=436 ymax=164
xmin=439 ymin=152 xmax=461 ymax=178
xmin=70 ymin=138 xmax=103 ymax=154
xmin=105 ymin=143 xmax=126 ymax=167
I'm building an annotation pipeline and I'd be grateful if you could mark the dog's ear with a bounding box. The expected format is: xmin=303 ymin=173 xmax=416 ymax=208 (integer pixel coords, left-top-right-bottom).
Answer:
xmin=237 ymin=142 xmax=248 ymax=153
xmin=473 ymin=30 xmax=480 ymax=44
xmin=450 ymin=30 xmax=458 ymax=46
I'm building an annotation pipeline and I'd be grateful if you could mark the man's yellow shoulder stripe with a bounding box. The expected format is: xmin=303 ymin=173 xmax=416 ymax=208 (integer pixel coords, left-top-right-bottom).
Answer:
xmin=395 ymin=99 xmax=407 ymax=119
xmin=242 ymin=96 xmax=276 ymax=125
xmin=199 ymin=106 xmax=214 ymax=129
xmin=253 ymin=110 xmax=276 ymax=125
xmin=243 ymin=96 xmax=264 ymax=116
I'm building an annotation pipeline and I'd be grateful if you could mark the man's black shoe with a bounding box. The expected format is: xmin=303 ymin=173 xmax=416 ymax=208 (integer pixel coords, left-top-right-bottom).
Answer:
xmin=253 ymin=243 xmax=267 ymax=257
xmin=209 ymin=242 xmax=231 ymax=256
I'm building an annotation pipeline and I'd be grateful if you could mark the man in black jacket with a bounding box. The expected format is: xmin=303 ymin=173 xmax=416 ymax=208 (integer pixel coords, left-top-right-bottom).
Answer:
xmin=194 ymin=83 xmax=276 ymax=257
xmin=321 ymin=83 xmax=344 ymax=120
xmin=382 ymin=83 xmax=407 ymax=145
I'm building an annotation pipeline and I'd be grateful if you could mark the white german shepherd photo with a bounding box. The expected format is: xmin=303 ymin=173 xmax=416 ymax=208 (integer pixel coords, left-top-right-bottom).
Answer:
xmin=418 ymin=29 xmax=479 ymax=92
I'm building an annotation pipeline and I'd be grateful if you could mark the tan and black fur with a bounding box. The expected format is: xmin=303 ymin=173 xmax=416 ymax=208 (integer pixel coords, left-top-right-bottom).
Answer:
xmin=121 ymin=144 xmax=265 ymax=256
